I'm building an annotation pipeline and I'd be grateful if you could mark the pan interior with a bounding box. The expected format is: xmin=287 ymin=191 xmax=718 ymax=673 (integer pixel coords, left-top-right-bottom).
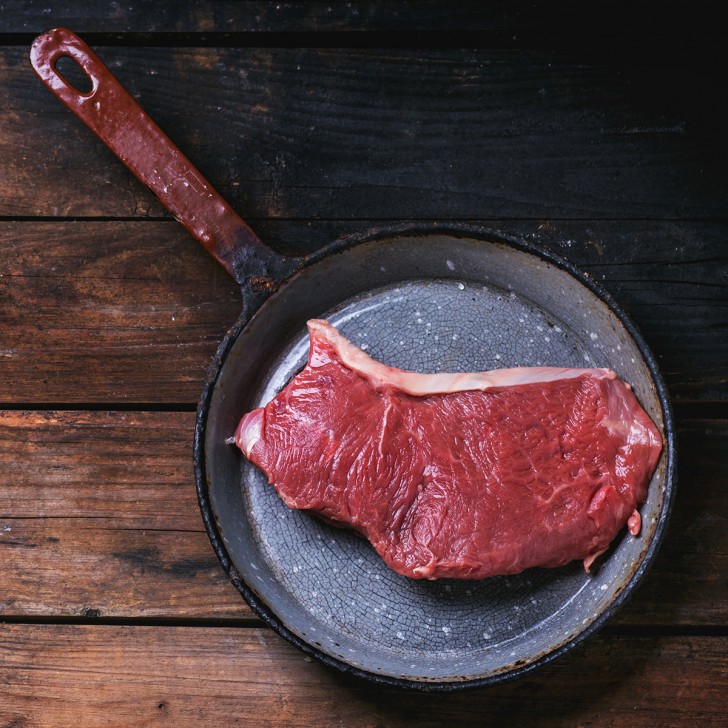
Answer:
xmin=204 ymin=233 xmax=668 ymax=684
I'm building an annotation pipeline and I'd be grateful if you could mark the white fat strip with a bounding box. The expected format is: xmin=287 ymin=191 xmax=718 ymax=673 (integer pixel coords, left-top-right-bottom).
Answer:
xmin=307 ymin=319 xmax=616 ymax=396
xmin=377 ymin=398 xmax=393 ymax=457
xmin=235 ymin=408 xmax=264 ymax=456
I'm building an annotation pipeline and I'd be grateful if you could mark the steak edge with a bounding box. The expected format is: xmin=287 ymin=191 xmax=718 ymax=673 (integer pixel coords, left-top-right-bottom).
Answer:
xmin=233 ymin=320 xmax=663 ymax=580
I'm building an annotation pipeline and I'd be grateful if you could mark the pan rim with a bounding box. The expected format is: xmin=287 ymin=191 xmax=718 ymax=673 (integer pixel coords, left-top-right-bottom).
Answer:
xmin=193 ymin=222 xmax=677 ymax=691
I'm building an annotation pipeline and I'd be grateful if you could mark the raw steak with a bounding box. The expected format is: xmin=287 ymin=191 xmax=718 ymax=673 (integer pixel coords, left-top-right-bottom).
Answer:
xmin=232 ymin=320 xmax=662 ymax=580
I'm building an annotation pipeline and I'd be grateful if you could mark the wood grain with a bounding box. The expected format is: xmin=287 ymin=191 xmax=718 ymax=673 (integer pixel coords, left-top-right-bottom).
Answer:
xmin=5 ymin=46 xmax=727 ymax=220
xmin=3 ymin=10 xmax=726 ymax=725
xmin=0 ymin=221 xmax=241 ymax=404
xmin=0 ymin=1 xmax=528 ymax=34
xmin=1 ymin=220 xmax=725 ymax=404
xmin=0 ymin=410 xmax=725 ymax=625
xmin=0 ymin=1 xmax=698 ymax=36
xmin=0 ymin=625 xmax=725 ymax=726
xmin=0 ymin=410 xmax=251 ymax=619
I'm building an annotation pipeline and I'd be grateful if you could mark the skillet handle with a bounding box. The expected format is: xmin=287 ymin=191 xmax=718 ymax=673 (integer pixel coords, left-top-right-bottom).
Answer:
xmin=30 ymin=27 xmax=297 ymax=293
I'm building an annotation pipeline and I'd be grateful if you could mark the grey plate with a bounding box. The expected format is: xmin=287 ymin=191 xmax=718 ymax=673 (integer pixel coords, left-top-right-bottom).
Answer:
xmin=196 ymin=229 xmax=674 ymax=689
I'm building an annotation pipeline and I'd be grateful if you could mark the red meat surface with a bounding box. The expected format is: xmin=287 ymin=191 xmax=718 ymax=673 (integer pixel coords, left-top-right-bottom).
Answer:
xmin=233 ymin=320 xmax=662 ymax=580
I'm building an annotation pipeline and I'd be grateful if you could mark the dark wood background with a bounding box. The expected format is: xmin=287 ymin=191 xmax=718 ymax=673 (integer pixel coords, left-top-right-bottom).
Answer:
xmin=1 ymin=3 xmax=726 ymax=725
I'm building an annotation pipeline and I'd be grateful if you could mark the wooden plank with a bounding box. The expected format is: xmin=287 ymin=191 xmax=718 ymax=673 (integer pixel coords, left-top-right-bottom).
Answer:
xmin=0 ymin=410 xmax=725 ymax=625
xmin=0 ymin=521 xmax=251 ymax=620
xmin=1 ymin=219 xmax=725 ymax=404
xmin=0 ymin=1 xmax=684 ymax=35
xmin=0 ymin=1 xmax=530 ymax=34
xmin=0 ymin=410 xmax=199 ymax=530
xmin=0 ymin=625 xmax=725 ymax=726
xmin=0 ymin=410 xmax=251 ymax=619
xmin=0 ymin=221 xmax=241 ymax=404
xmin=4 ymin=46 xmax=727 ymax=220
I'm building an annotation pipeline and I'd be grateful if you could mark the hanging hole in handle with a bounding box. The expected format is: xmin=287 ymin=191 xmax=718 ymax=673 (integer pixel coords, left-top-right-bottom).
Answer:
xmin=54 ymin=55 xmax=94 ymax=95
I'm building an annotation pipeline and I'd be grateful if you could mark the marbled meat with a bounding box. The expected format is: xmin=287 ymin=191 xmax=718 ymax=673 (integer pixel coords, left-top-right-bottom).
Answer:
xmin=232 ymin=320 xmax=662 ymax=580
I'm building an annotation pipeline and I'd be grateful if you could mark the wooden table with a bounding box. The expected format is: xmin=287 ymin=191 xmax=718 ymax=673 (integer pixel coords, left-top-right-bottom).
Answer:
xmin=1 ymin=4 xmax=726 ymax=725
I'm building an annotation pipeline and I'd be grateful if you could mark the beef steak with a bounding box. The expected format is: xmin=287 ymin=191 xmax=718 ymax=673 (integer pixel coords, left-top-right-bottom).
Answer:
xmin=233 ymin=320 xmax=662 ymax=580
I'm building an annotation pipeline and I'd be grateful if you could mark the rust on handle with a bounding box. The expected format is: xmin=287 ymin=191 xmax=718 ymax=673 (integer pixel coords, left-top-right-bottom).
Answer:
xmin=29 ymin=27 xmax=281 ymax=286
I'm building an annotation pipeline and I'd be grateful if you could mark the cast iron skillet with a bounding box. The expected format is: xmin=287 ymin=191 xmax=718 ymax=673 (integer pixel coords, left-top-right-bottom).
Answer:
xmin=31 ymin=29 xmax=676 ymax=690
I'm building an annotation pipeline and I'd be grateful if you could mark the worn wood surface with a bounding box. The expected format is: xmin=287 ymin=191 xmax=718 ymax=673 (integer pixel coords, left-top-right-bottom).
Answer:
xmin=0 ymin=411 xmax=725 ymax=626
xmin=1 ymin=1 xmax=712 ymax=38
xmin=0 ymin=1 xmax=555 ymax=34
xmin=1 ymin=221 xmax=725 ymax=403
xmin=4 ymin=46 xmax=727 ymax=221
xmin=0 ymin=221 xmax=240 ymax=404
xmin=0 ymin=626 xmax=726 ymax=727
xmin=1 ymin=5 xmax=726 ymax=724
